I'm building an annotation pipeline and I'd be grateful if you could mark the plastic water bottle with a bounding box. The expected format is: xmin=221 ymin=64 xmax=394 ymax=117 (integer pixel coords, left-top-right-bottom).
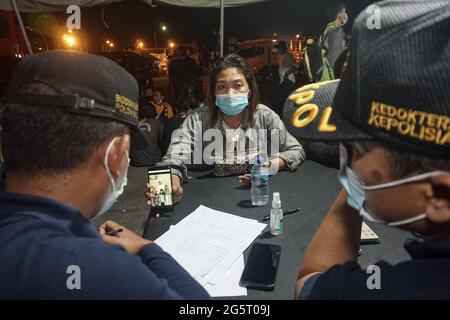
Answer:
xmin=270 ymin=192 xmax=283 ymax=236
xmin=251 ymin=155 xmax=269 ymax=206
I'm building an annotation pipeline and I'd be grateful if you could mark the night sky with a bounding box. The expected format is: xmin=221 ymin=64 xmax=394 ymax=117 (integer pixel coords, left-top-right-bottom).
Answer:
xmin=27 ymin=0 xmax=377 ymax=52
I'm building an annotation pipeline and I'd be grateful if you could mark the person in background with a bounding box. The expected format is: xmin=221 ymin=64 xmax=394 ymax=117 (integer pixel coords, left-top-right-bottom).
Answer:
xmin=163 ymin=99 xmax=190 ymax=154
xmin=175 ymin=82 xmax=203 ymax=114
xmin=145 ymin=54 xmax=305 ymax=206
xmin=138 ymin=85 xmax=154 ymax=120
xmin=130 ymin=107 xmax=165 ymax=167
xmin=287 ymin=0 xmax=450 ymax=299
xmin=227 ymin=37 xmax=241 ymax=55
xmin=319 ymin=2 xmax=348 ymax=81
xmin=150 ymin=89 xmax=174 ymax=124
xmin=275 ymin=40 xmax=298 ymax=118
xmin=0 ymin=50 xmax=210 ymax=299
xmin=169 ymin=46 xmax=201 ymax=100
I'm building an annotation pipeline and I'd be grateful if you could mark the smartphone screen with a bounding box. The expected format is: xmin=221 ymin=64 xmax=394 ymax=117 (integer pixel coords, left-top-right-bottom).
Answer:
xmin=239 ymin=243 xmax=281 ymax=291
xmin=148 ymin=167 xmax=173 ymax=208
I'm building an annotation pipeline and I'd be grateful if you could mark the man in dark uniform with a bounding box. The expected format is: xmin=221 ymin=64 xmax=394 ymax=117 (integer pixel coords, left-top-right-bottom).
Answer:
xmin=284 ymin=0 xmax=450 ymax=299
xmin=0 ymin=50 xmax=209 ymax=299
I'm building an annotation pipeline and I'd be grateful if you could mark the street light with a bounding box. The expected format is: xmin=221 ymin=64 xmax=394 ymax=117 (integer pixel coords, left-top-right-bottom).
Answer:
xmin=169 ymin=42 xmax=175 ymax=48
xmin=154 ymin=23 xmax=167 ymax=48
xmin=62 ymin=33 xmax=76 ymax=49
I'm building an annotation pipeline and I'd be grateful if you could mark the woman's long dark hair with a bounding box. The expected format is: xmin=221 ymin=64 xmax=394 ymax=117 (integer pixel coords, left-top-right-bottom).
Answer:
xmin=206 ymin=54 xmax=260 ymax=126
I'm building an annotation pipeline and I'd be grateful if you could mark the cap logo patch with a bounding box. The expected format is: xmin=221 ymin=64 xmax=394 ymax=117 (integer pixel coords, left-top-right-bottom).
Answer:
xmin=369 ymin=101 xmax=450 ymax=145
xmin=115 ymin=94 xmax=138 ymax=119
xmin=289 ymin=80 xmax=339 ymax=133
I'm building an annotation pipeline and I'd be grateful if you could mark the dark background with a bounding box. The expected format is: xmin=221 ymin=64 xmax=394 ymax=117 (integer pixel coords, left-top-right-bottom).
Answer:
xmin=25 ymin=0 xmax=377 ymax=52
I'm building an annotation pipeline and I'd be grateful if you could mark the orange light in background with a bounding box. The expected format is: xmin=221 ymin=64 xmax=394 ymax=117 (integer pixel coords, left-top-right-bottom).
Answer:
xmin=66 ymin=36 xmax=75 ymax=47
xmin=109 ymin=43 xmax=114 ymax=48
xmin=169 ymin=42 xmax=175 ymax=48
xmin=296 ymin=34 xmax=300 ymax=38
xmin=138 ymin=41 xmax=144 ymax=48
xmin=68 ymin=29 xmax=73 ymax=33
xmin=62 ymin=33 xmax=76 ymax=48
xmin=106 ymin=40 xmax=110 ymax=44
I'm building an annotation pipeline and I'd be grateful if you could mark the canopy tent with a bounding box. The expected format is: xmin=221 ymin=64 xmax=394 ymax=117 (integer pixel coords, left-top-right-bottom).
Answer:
xmin=2 ymin=0 xmax=270 ymax=55
xmin=0 ymin=0 xmax=268 ymax=11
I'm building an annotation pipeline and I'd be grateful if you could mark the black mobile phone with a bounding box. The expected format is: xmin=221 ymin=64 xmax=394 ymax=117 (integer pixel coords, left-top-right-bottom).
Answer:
xmin=148 ymin=166 xmax=174 ymax=210
xmin=239 ymin=243 xmax=281 ymax=291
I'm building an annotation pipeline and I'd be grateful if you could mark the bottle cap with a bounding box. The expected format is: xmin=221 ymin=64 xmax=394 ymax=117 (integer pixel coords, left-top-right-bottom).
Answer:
xmin=256 ymin=154 xmax=266 ymax=165
xmin=272 ymin=192 xmax=281 ymax=208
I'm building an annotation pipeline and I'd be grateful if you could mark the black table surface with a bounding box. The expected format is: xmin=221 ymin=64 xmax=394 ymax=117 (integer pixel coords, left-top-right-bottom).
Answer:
xmin=115 ymin=160 xmax=411 ymax=300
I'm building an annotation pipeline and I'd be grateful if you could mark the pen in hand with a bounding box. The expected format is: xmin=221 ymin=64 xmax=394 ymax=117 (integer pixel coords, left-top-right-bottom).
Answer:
xmin=261 ymin=208 xmax=300 ymax=222
xmin=105 ymin=224 xmax=124 ymax=237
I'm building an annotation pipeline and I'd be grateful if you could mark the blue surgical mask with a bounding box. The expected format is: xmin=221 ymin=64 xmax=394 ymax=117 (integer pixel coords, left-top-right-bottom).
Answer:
xmin=337 ymin=143 xmax=448 ymax=227
xmin=216 ymin=92 xmax=249 ymax=116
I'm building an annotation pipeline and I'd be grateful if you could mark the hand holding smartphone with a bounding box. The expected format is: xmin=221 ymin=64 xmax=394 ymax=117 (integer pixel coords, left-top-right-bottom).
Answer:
xmin=148 ymin=166 xmax=174 ymax=211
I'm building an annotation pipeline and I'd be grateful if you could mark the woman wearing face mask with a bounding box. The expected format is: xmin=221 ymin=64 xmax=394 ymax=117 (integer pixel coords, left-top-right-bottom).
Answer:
xmin=146 ymin=54 xmax=305 ymax=206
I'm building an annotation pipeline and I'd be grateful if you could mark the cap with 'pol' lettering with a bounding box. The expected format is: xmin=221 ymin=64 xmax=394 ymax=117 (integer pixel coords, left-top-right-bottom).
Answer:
xmin=283 ymin=0 xmax=450 ymax=158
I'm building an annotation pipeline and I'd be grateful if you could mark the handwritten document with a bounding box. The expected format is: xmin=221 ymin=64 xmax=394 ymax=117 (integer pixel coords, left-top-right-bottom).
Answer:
xmin=155 ymin=205 xmax=267 ymax=296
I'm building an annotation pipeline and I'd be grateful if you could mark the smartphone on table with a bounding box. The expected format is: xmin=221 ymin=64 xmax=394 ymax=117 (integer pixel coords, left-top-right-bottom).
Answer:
xmin=239 ymin=243 xmax=281 ymax=291
xmin=148 ymin=166 xmax=174 ymax=211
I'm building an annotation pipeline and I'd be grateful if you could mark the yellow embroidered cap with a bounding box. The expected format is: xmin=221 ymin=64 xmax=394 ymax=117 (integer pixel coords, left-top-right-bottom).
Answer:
xmin=284 ymin=0 xmax=450 ymax=158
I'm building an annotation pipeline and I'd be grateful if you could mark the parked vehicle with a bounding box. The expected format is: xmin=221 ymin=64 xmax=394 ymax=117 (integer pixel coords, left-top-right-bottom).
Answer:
xmin=0 ymin=10 xmax=48 ymax=96
xmin=95 ymin=51 xmax=157 ymax=89
xmin=143 ymin=48 xmax=168 ymax=74
xmin=239 ymin=37 xmax=302 ymax=82
xmin=239 ymin=39 xmax=279 ymax=81
xmin=167 ymin=42 xmax=201 ymax=66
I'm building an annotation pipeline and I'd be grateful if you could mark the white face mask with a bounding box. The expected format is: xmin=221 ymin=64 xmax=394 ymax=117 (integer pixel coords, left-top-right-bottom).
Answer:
xmin=338 ymin=143 xmax=449 ymax=227
xmin=95 ymin=138 xmax=130 ymax=218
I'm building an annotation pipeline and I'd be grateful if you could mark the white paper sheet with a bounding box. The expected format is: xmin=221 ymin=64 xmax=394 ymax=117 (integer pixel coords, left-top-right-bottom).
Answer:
xmin=203 ymin=255 xmax=247 ymax=297
xmin=155 ymin=205 xmax=267 ymax=295
xmin=155 ymin=225 xmax=233 ymax=277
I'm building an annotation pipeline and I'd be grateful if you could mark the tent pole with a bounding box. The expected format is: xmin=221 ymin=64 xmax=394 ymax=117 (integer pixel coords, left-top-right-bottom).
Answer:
xmin=10 ymin=0 xmax=33 ymax=55
xmin=220 ymin=0 xmax=224 ymax=57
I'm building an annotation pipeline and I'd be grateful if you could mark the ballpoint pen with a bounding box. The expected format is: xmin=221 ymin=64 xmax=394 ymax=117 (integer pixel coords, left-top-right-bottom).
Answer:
xmin=262 ymin=208 xmax=300 ymax=222
xmin=105 ymin=226 xmax=124 ymax=237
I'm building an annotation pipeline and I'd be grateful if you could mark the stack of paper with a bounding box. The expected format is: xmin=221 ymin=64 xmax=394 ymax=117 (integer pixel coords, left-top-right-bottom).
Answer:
xmin=155 ymin=205 xmax=267 ymax=297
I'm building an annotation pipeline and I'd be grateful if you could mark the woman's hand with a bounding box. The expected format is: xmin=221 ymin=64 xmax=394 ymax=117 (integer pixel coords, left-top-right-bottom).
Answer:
xmin=99 ymin=220 xmax=152 ymax=256
xmin=238 ymin=158 xmax=287 ymax=185
xmin=268 ymin=158 xmax=286 ymax=175
xmin=238 ymin=174 xmax=251 ymax=185
xmin=171 ymin=174 xmax=183 ymax=203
